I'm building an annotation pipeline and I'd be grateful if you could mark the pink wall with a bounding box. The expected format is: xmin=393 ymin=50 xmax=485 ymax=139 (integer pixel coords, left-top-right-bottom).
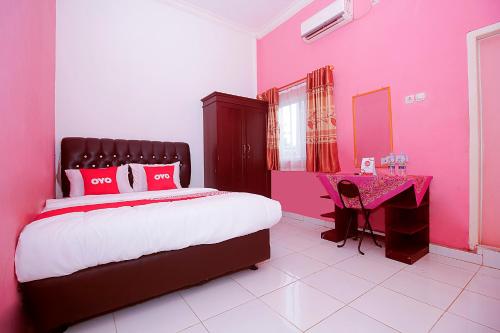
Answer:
xmin=480 ymin=33 xmax=500 ymax=248
xmin=258 ymin=0 xmax=500 ymax=250
xmin=0 ymin=0 xmax=55 ymax=331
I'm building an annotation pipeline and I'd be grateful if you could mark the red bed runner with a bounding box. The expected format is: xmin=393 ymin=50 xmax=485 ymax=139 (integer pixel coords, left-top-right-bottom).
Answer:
xmin=34 ymin=191 xmax=229 ymax=221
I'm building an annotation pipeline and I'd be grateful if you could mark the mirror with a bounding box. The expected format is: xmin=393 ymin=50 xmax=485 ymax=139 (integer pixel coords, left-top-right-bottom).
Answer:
xmin=352 ymin=87 xmax=393 ymax=167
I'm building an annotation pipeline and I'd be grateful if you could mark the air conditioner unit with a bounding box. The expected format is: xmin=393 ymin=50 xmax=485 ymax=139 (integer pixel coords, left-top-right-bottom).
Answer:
xmin=301 ymin=0 xmax=353 ymax=42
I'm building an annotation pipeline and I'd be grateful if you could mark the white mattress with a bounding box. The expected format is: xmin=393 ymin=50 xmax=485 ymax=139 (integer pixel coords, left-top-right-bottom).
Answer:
xmin=15 ymin=188 xmax=282 ymax=283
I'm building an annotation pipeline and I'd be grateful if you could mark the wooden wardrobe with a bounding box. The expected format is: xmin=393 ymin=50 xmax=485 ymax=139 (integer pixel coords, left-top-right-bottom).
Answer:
xmin=202 ymin=92 xmax=271 ymax=198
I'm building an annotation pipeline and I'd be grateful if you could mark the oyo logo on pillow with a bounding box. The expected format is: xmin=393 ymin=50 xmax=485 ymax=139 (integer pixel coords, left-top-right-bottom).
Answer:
xmin=154 ymin=174 xmax=171 ymax=180
xmin=91 ymin=177 xmax=113 ymax=185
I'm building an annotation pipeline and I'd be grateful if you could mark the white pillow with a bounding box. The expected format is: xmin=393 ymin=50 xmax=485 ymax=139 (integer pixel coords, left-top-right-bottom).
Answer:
xmin=129 ymin=162 xmax=181 ymax=192
xmin=65 ymin=164 xmax=133 ymax=197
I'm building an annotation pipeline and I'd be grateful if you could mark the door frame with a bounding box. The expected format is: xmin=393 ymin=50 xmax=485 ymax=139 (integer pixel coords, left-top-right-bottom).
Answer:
xmin=467 ymin=22 xmax=500 ymax=250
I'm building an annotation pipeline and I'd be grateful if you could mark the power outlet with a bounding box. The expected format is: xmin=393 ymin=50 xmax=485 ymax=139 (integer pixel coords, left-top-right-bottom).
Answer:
xmin=405 ymin=95 xmax=415 ymax=104
xmin=415 ymin=92 xmax=426 ymax=102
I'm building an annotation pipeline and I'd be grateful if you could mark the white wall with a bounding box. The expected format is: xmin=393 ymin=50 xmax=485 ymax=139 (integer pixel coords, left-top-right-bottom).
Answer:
xmin=56 ymin=0 xmax=257 ymax=195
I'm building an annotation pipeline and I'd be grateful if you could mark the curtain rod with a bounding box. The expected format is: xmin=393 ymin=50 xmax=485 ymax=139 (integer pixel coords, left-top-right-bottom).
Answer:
xmin=277 ymin=65 xmax=334 ymax=92
xmin=278 ymin=77 xmax=306 ymax=92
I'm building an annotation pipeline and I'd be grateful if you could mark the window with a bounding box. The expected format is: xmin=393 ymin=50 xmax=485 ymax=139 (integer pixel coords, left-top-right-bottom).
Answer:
xmin=278 ymin=83 xmax=307 ymax=171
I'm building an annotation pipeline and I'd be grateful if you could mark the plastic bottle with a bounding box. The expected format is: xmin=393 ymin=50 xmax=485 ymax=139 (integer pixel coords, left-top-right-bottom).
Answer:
xmin=398 ymin=152 xmax=408 ymax=176
xmin=388 ymin=153 xmax=396 ymax=175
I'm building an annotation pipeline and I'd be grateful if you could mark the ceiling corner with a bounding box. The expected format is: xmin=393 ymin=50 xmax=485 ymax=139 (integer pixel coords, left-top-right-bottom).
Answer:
xmin=256 ymin=0 xmax=315 ymax=39
xmin=161 ymin=0 xmax=257 ymax=37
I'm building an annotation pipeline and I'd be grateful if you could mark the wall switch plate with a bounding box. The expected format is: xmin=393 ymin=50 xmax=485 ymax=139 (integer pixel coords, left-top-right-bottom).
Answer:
xmin=372 ymin=0 xmax=380 ymax=4
xmin=415 ymin=92 xmax=426 ymax=102
xmin=405 ymin=95 xmax=415 ymax=104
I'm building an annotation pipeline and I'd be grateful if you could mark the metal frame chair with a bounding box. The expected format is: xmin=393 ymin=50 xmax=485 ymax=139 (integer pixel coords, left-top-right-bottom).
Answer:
xmin=336 ymin=180 xmax=382 ymax=255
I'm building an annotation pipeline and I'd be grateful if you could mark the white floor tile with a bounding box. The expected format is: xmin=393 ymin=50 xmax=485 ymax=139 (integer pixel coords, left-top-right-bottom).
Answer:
xmin=334 ymin=255 xmax=404 ymax=283
xmin=301 ymin=243 xmax=358 ymax=265
xmin=67 ymin=223 xmax=500 ymax=333
xmin=271 ymin=242 xmax=295 ymax=259
xmin=275 ymin=234 xmax=320 ymax=251
xmin=302 ymin=267 xmax=375 ymax=303
xmin=290 ymin=224 xmax=322 ymax=234
xmin=204 ymin=299 xmax=300 ymax=333
xmin=114 ymin=293 xmax=199 ymax=333
xmin=179 ymin=323 xmax=208 ymax=333
xmin=261 ymin=281 xmax=344 ymax=331
xmin=270 ymin=253 xmax=327 ymax=279
xmin=466 ymin=273 xmax=500 ymax=300
xmin=338 ymin=237 xmax=386 ymax=258
xmin=483 ymin=248 xmax=500 ymax=270
xmin=281 ymin=215 xmax=303 ymax=223
xmin=406 ymin=259 xmax=476 ymax=288
xmin=477 ymin=266 xmax=500 ymax=279
xmin=307 ymin=306 xmax=398 ymax=333
xmin=449 ymin=290 xmax=500 ymax=330
xmin=271 ymin=221 xmax=297 ymax=232
xmin=231 ymin=262 xmax=296 ymax=297
xmin=285 ymin=219 xmax=310 ymax=228
xmin=423 ymin=253 xmax=480 ymax=272
xmin=358 ymin=241 xmax=386 ymax=259
xmin=351 ymin=286 xmax=443 ymax=333
xmin=293 ymin=221 xmax=326 ymax=231
xmin=382 ymin=270 xmax=462 ymax=309
xmin=180 ymin=277 xmax=254 ymax=320
xmin=65 ymin=314 xmax=115 ymax=333
xmin=270 ymin=231 xmax=285 ymax=243
xmin=431 ymin=312 xmax=498 ymax=333
xmin=270 ymin=227 xmax=298 ymax=242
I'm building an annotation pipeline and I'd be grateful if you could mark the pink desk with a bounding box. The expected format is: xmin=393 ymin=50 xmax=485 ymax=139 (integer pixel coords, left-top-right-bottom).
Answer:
xmin=318 ymin=174 xmax=433 ymax=264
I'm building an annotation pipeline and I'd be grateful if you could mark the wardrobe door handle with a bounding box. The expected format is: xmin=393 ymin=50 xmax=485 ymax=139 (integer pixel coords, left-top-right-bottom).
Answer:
xmin=242 ymin=144 xmax=247 ymax=157
xmin=246 ymin=144 xmax=251 ymax=159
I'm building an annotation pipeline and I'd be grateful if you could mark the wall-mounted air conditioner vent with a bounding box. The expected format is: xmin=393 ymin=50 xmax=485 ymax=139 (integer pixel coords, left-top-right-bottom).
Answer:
xmin=301 ymin=0 xmax=353 ymax=42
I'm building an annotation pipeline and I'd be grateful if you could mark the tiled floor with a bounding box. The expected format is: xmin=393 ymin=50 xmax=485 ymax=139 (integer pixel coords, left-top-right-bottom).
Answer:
xmin=67 ymin=217 xmax=500 ymax=333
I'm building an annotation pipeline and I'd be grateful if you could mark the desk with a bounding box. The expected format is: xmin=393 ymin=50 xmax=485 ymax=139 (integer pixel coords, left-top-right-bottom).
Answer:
xmin=318 ymin=174 xmax=433 ymax=264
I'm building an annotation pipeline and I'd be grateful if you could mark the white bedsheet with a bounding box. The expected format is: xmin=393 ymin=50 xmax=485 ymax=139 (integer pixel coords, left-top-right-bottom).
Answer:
xmin=15 ymin=188 xmax=281 ymax=283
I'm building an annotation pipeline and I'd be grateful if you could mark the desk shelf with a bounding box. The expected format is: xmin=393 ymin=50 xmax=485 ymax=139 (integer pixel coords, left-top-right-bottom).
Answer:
xmin=317 ymin=176 xmax=431 ymax=265
xmin=320 ymin=194 xmax=335 ymax=220
xmin=386 ymin=243 xmax=429 ymax=264
xmin=385 ymin=190 xmax=429 ymax=209
xmin=385 ymin=190 xmax=430 ymax=264
xmin=390 ymin=223 xmax=428 ymax=235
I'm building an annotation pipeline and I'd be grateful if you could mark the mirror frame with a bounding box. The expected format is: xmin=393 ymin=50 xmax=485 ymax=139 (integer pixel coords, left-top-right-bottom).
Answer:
xmin=352 ymin=86 xmax=394 ymax=167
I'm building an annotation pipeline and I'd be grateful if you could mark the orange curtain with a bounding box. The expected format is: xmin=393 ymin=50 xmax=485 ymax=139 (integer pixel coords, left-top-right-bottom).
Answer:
xmin=257 ymin=88 xmax=280 ymax=170
xmin=306 ymin=65 xmax=341 ymax=173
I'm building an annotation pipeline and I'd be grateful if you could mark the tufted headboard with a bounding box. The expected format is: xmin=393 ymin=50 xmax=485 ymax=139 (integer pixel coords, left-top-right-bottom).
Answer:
xmin=61 ymin=137 xmax=191 ymax=197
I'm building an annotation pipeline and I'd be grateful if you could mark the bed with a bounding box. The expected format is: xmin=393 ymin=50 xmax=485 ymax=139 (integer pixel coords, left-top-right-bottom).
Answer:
xmin=16 ymin=137 xmax=280 ymax=332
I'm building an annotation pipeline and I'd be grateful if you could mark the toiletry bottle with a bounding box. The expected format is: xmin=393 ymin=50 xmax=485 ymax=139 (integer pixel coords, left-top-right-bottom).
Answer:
xmin=389 ymin=153 xmax=396 ymax=175
xmin=398 ymin=152 xmax=407 ymax=176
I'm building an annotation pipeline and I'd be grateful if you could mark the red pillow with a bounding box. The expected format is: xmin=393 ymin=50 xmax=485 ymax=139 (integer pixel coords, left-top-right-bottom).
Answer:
xmin=80 ymin=167 xmax=120 ymax=195
xmin=144 ymin=165 xmax=177 ymax=191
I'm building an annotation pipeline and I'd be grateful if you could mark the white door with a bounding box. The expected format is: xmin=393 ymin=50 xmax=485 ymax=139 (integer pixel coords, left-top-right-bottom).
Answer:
xmin=479 ymin=32 xmax=500 ymax=248
xmin=468 ymin=22 xmax=500 ymax=250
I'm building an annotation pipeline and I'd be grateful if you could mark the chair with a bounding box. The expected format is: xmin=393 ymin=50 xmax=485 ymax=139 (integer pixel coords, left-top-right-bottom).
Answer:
xmin=336 ymin=180 xmax=382 ymax=255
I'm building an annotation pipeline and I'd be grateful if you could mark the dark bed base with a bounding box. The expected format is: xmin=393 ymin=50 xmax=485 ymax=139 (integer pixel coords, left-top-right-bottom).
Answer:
xmin=21 ymin=229 xmax=270 ymax=333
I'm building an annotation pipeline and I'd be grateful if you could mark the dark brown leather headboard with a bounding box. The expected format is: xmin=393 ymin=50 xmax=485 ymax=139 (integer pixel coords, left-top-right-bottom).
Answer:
xmin=61 ymin=137 xmax=191 ymax=197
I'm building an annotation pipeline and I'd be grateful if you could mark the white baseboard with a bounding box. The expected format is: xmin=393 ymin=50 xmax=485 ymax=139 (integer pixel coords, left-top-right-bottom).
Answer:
xmin=282 ymin=211 xmax=500 ymax=267
xmin=478 ymin=246 xmax=500 ymax=269
xmin=429 ymin=244 xmax=483 ymax=265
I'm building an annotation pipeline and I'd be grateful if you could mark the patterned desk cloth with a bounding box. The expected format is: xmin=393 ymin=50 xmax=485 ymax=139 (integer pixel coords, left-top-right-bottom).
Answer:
xmin=318 ymin=174 xmax=433 ymax=209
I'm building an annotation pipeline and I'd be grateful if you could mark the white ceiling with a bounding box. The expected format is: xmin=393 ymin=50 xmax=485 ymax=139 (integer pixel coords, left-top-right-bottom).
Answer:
xmin=168 ymin=0 xmax=314 ymax=37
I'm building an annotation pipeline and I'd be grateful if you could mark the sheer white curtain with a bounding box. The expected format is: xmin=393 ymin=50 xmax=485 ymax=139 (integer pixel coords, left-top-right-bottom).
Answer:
xmin=278 ymin=83 xmax=307 ymax=171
